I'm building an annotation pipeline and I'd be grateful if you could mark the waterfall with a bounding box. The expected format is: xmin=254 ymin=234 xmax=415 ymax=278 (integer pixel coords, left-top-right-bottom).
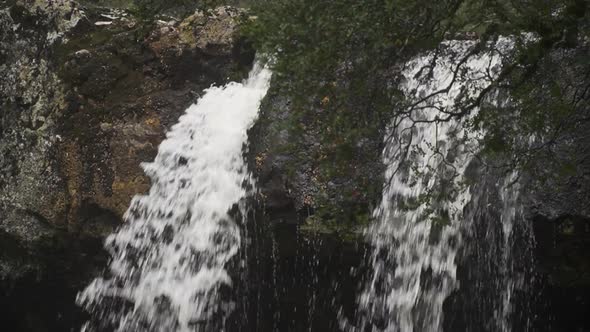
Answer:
xmin=356 ymin=39 xmax=522 ymax=331
xmin=496 ymin=172 xmax=523 ymax=332
xmin=77 ymin=63 xmax=271 ymax=332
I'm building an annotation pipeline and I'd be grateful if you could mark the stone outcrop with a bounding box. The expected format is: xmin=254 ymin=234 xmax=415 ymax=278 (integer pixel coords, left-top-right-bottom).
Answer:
xmin=0 ymin=1 xmax=77 ymax=243
xmin=0 ymin=1 xmax=254 ymax=245
xmin=529 ymin=121 xmax=590 ymax=289
xmin=248 ymin=82 xmax=384 ymax=231
xmin=178 ymin=6 xmax=245 ymax=55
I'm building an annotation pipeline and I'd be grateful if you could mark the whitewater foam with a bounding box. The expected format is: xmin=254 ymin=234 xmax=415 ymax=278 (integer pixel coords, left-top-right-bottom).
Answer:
xmin=77 ymin=63 xmax=271 ymax=332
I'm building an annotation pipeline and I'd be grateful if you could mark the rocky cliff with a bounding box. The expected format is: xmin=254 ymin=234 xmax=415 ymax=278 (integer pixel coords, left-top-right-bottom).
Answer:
xmin=0 ymin=1 xmax=253 ymax=248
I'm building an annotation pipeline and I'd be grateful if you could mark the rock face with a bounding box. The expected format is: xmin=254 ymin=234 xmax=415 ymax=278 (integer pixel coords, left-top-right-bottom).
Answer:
xmin=0 ymin=1 xmax=253 ymax=244
xmin=0 ymin=1 xmax=79 ymax=243
xmin=524 ymin=47 xmax=590 ymax=291
xmin=179 ymin=6 xmax=245 ymax=55
xmin=248 ymin=82 xmax=384 ymax=230
xmin=529 ymin=121 xmax=590 ymax=289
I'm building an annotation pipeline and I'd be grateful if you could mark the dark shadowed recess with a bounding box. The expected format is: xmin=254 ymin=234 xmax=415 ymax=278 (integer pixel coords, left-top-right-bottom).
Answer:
xmin=1 ymin=208 xmax=589 ymax=331
xmin=0 ymin=230 xmax=107 ymax=332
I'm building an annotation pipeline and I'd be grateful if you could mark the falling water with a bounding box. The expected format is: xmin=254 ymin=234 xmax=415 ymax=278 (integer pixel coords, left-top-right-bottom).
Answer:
xmin=356 ymin=39 xmax=522 ymax=331
xmin=77 ymin=63 xmax=271 ymax=331
xmin=497 ymin=172 xmax=523 ymax=332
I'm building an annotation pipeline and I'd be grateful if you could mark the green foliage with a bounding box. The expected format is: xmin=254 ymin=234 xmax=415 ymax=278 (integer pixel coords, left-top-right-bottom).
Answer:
xmin=243 ymin=0 xmax=590 ymax=224
xmin=242 ymin=0 xmax=472 ymax=222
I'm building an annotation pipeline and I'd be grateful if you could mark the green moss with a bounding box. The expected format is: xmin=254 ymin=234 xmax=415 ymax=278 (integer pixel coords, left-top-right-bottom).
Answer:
xmin=299 ymin=212 xmax=367 ymax=243
xmin=244 ymin=0 xmax=590 ymax=229
xmin=78 ymin=0 xmax=135 ymax=9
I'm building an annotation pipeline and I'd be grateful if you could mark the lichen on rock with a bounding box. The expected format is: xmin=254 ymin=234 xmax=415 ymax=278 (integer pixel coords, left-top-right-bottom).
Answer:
xmin=0 ymin=4 xmax=71 ymax=242
xmin=0 ymin=2 xmax=255 ymax=245
xmin=179 ymin=6 xmax=245 ymax=55
xmin=16 ymin=0 xmax=82 ymax=43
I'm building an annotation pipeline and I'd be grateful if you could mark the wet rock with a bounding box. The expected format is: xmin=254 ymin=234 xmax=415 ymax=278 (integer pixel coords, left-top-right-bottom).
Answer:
xmin=533 ymin=214 xmax=590 ymax=287
xmin=146 ymin=6 xmax=248 ymax=62
xmin=526 ymin=115 xmax=590 ymax=288
xmin=248 ymin=80 xmax=384 ymax=231
xmin=15 ymin=0 xmax=83 ymax=43
xmin=0 ymin=209 xmax=57 ymax=247
xmin=0 ymin=3 xmax=73 ymax=238
xmin=73 ymin=48 xmax=91 ymax=57
xmin=0 ymin=2 xmax=254 ymax=244
xmin=179 ymin=6 xmax=245 ymax=56
xmin=53 ymin=4 xmax=253 ymax=232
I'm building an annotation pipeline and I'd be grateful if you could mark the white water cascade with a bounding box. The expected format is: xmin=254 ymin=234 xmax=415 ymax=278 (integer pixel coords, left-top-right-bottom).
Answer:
xmin=357 ymin=39 xmax=519 ymax=332
xmin=77 ymin=63 xmax=271 ymax=331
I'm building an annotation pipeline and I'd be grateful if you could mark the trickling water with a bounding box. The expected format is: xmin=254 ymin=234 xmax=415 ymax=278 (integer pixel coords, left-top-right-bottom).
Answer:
xmin=77 ymin=63 xmax=271 ymax=332
xmin=497 ymin=173 xmax=522 ymax=332
xmin=356 ymin=39 xmax=521 ymax=332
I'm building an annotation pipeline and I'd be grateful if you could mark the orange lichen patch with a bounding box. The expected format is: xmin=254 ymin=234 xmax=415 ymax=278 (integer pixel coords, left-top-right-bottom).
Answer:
xmin=144 ymin=117 xmax=161 ymax=128
xmin=57 ymin=131 xmax=153 ymax=226
xmin=102 ymin=176 xmax=150 ymax=217
xmin=60 ymin=141 xmax=83 ymax=226
xmin=111 ymin=179 xmax=128 ymax=191
xmin=303 ymin=194 xmax=314 ymax=206
xmin=111 ymin=176 xmax=149 ymax=192
xmin=147 ymin=22 xmax=183 ymax=57
xmin=255 ymin=152 xmax=266 ymax=170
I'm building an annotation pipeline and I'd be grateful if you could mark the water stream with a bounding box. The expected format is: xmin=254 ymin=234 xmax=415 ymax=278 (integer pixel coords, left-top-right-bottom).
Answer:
xmin=77 ymin=63 xmax=271 ymax=331
xmin=355 ymin=39 xmax=523 ymax=332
